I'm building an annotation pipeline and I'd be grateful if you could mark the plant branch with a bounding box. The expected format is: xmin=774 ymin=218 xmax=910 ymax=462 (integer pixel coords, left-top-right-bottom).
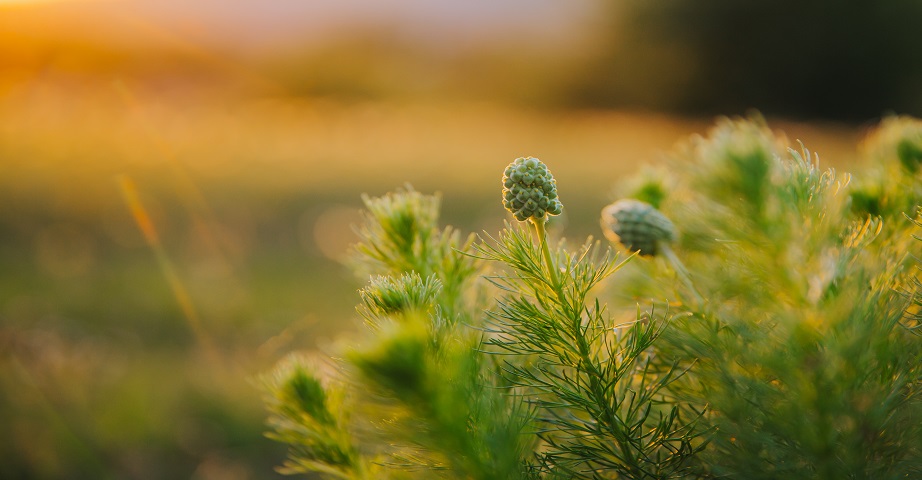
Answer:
xmin=532 ymin=218 xmax=560 ymax=291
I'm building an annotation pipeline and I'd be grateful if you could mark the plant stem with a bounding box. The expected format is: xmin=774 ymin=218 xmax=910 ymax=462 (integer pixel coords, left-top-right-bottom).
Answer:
xmin=534 ymin=218 xmax=644 ymax=475
xmin=534 ymin=218 xmax=645 ymax=474
xmin=532 ymin=218 xmax=559 ymax=289
xmin=660 ymin=243 xmax=704 ymax=308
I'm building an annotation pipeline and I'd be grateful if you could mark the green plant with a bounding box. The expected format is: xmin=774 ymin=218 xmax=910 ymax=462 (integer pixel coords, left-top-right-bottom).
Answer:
xmin=265 ymin=117 xmax=922 ymax=478
xmin=609 ymin=116 xmax=922 ymax=478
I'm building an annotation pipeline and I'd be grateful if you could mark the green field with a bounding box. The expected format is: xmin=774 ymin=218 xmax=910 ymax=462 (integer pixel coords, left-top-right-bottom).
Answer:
xmin=0 ymin=84 xmax=863 ymax=478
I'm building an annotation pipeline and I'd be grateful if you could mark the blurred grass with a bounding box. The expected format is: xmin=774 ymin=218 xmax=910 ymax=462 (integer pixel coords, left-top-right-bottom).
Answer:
xmin=0 ymin=81 xmax=862 ymax=478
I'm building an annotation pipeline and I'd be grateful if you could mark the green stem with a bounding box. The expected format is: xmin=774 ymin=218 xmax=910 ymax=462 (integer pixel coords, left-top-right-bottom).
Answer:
xmin=532 ymin=218 xmax=559 ymax=289
xmin=533 ymin=217 xmax=643 ymax=475
xmin=660 ymin=243 xmax=704 ymax=308
xmin=571 ymin=317 xmax=643 ymax=473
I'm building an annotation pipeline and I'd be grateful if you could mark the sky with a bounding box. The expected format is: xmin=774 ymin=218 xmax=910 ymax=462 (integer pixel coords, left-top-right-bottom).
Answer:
xmin=0 ymin=0 xmax=600 ymax=53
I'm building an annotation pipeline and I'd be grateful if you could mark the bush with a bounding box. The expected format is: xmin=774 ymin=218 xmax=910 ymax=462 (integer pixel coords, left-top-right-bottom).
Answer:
xmin=264 ymin=116 xmax=922 ymax=478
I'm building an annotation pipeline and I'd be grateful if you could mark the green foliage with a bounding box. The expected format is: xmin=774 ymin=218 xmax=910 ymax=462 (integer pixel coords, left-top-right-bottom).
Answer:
xmin=474 ymin=226 xmax=706 ymax=478
xmin=611 ymin=116 xmax=922 ymax=478
xmin=267 ymin=172 xmax=702 ymax=477
xmin=269 ymin=187 xmax=540 ymax=479
xmin=264 ymin=360 xmax=367 ymax=478
xmin=619 ymin=167 xmax=671 ymax=210
xmin=266 ymin=116 xmax=922 ymax=479
xmin=358 ymin=273 xmax=442 ymax=319
xmin=351 ymin=187 xmax=482 ymax=325
xmin=853 ymin=117 xmax=922 ymax=226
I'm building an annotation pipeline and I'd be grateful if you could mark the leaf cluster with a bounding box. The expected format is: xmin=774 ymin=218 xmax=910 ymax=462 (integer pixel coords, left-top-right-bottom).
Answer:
xmin=266 ymin=187 xmax=536 ymax=479
xmin=475 ymin=226 xmax=707 ymax=478
xmin=265 ymin=182 xmax=703 ymax=478
xmin=615 ymin=115 xmax=922 ymax=478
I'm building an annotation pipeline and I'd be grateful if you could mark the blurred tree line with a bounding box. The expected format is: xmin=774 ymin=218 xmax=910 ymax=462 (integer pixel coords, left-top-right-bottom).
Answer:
xmin=5 ymin=1 xmax=922 ymax=122
xmin=565 ymin=0 xmax=922 ymax=120
xmin=257 ymin=1 xmax=922 ymax=121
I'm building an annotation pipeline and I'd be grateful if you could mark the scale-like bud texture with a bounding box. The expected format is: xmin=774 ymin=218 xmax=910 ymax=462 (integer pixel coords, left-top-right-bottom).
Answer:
xmin=502 ymin=157 xmax=563 ymax=222
xmin=601 ymin=199 xmax=676 ymax=256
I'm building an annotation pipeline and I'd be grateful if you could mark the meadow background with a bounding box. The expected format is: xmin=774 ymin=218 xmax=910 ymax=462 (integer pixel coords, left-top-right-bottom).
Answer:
xmin=1 ymin=1 xmax=920 ymax=478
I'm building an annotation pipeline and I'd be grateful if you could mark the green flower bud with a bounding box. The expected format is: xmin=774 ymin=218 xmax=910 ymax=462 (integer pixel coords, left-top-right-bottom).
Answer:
xmin=502 ymin=157 xmax=562 ymax=223
xmin=600 ymin=199 xmax=676 ymax=256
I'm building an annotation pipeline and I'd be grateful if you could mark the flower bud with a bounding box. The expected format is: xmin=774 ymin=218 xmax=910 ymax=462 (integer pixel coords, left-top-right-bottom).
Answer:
xmin=601 ymin=199 xmax=676 ymax=256
xmin=502 ymin=157 xmax=562 ymax=223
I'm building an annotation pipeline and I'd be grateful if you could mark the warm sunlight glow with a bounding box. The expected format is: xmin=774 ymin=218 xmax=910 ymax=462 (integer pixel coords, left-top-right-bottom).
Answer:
xmin=0 ymin=0 xmax=117 ymax=3
xmin=0 ymin=0 xmax=65 ymax=4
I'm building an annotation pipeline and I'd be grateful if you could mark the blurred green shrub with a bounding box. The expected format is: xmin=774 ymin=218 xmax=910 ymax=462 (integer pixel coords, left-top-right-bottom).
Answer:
xmin=266 ymin=116 xmax=922 ymax=478
xmin=609 ymin=115 xmax=922 ymax=478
